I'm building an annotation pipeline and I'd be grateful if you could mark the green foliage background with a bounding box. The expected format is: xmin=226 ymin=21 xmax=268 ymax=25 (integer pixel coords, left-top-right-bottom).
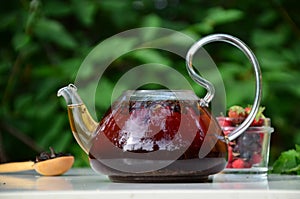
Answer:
xmin=0 ymin=0 xmax=299 ymax=167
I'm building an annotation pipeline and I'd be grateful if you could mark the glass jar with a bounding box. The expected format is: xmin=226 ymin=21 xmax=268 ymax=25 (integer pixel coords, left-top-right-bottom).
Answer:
xmin=217 ymin=117 xmax=274 ymax=176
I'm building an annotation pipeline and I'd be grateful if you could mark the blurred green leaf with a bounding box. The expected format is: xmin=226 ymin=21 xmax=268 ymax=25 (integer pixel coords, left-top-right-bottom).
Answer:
xmin=60 ymin=58 xmax=82 ymax=79
xmin=131 ymin=49 xmax=171 ymax=66
xmin=256 ymin=49 xmax=289 ymax=70
xmin=258 ymin=10 xmax=278 ymax=25
xmin=192 ymin=23 xmax=213 ymax=34
xmin=252 ymin=29 xmax=287 ymax=47
xmin=0 ymin=13 xmax=16 ymax=30
xmin=272 ymin=145 xmax=300 ymax=174
xmin=263 ymin=70 xmax=296 ymax=82
xmin=38 ymin=114 xmax=65 ymax=147
xmin=71 ymin=0 xmax=97 ymax=26
xmin=37 ymin=101 xmax=57 ymax=119
xmin=12 ymin=33 xmax=31 ymax=51
xmin=51 ymin=131 xmax=72 ymax=152
xmin=14 ymin=94 xmax=33 ymax=114
xmin=33 ymin=18 xmax=77 ymax=49
xmin=100 ymin=1 xmax=137 ymax=28
xmin=141 ymin=14 xmax=162 ymax=27
xmin=205 ymin=7 xmax=244 ymax=25
xmin=25 ymin=0 xmax=41 ymax=34
xmin=95 ymin=77 xmax=114 ymax=111
xmin=43 ymin=1 xmax=72 ymax=17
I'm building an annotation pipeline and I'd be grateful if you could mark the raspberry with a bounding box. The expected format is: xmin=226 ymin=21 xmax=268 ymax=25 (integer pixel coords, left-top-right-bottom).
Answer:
xmin=251 ymin=154 xmax=262 ymax=164
xmin=232 ymin=158 xmax=246 ymax=168
xmin=244 ymin=161 xmax=252 ymax=168
xmin=217 ymin=117 xmax=233 ymax=127
xmin=224 ymin=130 xmax=231 ymax=136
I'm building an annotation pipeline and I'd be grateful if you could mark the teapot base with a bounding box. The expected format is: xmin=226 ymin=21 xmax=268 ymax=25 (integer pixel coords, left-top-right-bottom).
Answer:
xmin=108 ymin=174 xmax=211 ymax=183
xmin=103 ymin=158 xmax=226 ymax=183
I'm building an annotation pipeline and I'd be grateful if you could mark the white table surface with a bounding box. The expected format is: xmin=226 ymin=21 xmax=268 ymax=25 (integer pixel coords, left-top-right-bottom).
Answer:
xmin=1 ymin=168 xmax=300 ymax=199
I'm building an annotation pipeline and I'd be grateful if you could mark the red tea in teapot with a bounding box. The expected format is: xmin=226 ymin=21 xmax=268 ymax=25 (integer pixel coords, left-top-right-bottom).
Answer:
xmin=87 ymin=90 xmax=227 ymax=182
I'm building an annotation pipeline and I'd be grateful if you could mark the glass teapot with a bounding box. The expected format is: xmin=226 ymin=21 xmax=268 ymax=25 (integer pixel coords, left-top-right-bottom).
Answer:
xmin=58 ymin=34 xmax=262 ymax=182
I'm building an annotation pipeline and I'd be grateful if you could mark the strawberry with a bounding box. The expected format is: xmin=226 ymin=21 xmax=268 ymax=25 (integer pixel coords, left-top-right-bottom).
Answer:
xmin=244 ymin=106 xmax=251 ymax=116
xmin=228 ymin=105 xmax=246 ymax=125
xmin=245 ymin=106 xmax=265 ymax=126
xmin=252 ymin=118 xmax=264 ymax=126
xmin=228 ymin=105 xmax=245 ymax=118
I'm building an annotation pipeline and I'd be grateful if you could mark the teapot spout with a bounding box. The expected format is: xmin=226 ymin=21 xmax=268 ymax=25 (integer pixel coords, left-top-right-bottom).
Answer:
xmin=57 ymin=84 xmax=98 ymax=154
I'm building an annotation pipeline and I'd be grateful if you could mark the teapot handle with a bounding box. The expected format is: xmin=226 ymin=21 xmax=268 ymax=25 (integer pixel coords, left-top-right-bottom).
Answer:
xmin=186 ymin=34 xmax=262 ymax=141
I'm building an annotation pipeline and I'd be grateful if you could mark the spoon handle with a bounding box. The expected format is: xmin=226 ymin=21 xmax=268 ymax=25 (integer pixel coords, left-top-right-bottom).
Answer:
xmin=0 ymin=161 xmax=35 ymax=173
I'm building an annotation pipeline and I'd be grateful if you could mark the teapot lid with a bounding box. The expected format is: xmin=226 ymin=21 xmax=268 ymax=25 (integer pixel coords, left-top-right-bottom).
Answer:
xmin=124 ymin=90 xmax=200 ymax=101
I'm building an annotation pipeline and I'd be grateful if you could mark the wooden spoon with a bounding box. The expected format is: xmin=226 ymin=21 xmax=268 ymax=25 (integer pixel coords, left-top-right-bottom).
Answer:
xmin=0 ymin=156 xmax=74 ymax=176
